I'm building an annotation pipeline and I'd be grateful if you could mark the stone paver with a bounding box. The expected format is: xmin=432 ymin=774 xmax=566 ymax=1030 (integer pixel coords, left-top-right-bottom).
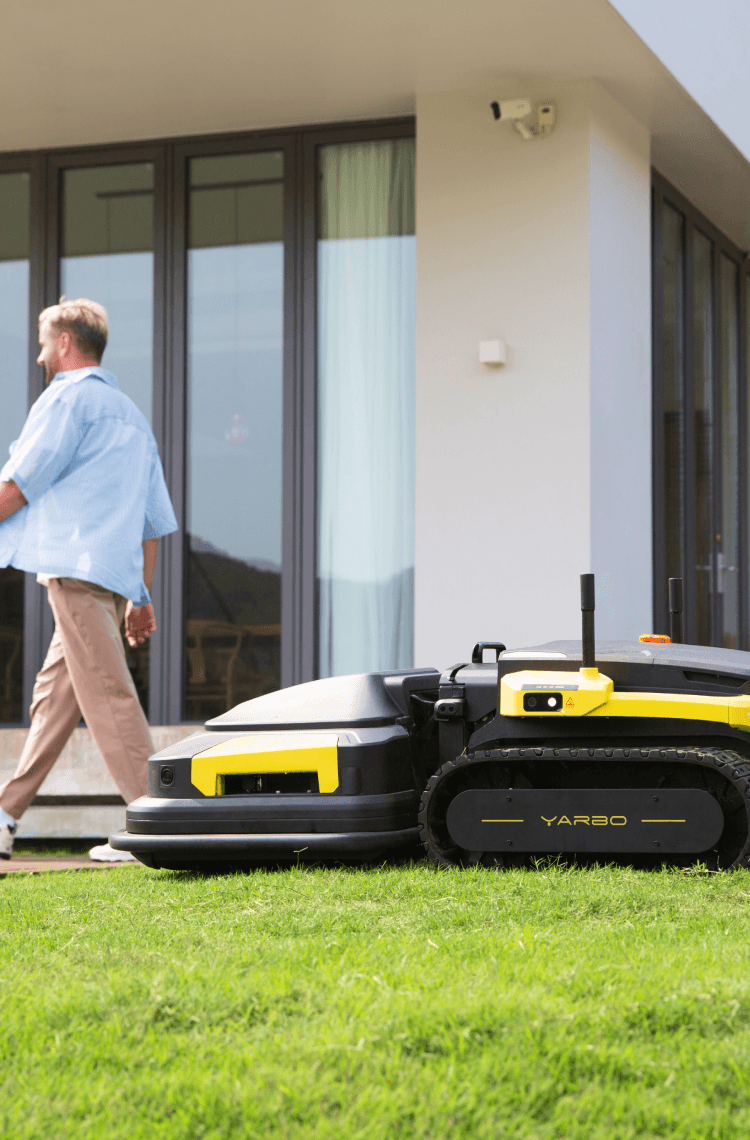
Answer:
xmin=0 ymin=856 xmax=141 ymax=875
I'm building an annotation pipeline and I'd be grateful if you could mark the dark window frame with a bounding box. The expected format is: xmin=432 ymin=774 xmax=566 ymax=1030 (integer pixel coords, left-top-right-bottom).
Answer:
xmin=652 ymin=169 xmax=749 ymax=646
xmin=0 ymin=117 xmax=415 ymax=727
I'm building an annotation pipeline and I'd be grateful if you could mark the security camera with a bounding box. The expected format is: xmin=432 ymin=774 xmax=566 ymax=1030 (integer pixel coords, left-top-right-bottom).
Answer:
xmin=490 ymin=99 xmax=532 ymax=122
xmin=491 ymin=99 xmax=557 ymax=140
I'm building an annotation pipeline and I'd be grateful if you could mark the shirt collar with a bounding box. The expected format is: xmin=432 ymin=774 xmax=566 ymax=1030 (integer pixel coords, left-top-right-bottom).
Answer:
xmin=50 ymin=367 xmax=120 ymax=390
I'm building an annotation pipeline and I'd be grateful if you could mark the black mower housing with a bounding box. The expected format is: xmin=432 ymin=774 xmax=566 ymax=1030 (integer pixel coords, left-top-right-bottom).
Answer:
xmin=110 ymin=638 xmax=750 ymax=870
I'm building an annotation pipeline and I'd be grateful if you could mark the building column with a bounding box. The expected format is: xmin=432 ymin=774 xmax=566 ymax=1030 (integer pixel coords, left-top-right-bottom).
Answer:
xmin=414 ymin=80 xmax=651 ymax=665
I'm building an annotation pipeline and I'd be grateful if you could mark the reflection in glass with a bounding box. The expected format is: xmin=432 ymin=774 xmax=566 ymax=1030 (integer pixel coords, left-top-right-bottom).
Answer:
xmin=693 ymin=231 xmax=713 ymax=644
xmin=61 ymin=164 xmax=154 ymax=425
xmin=746 ymin=280 xmax=750 ymax=641
xmin=0 ymin=172 xmax=29 ymax=723
xmin=317 ymin=138 xmax=416 ymax=677
xmin=720 ymin=254 xmax=740 ymax=648
xmin=662 ymin=205 xmax=685 ymax=596
xmin=61 ymin=163 xmax=155 ymax=714
xmin=184 ymin=152 xmax=283 ymax=720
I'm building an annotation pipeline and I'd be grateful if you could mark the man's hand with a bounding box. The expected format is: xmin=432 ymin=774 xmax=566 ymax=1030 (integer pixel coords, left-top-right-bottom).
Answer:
xmin=0 ymin=480 xmax=27 ymax=524
xmin=124 ymin=601 xmax=156 ymax=647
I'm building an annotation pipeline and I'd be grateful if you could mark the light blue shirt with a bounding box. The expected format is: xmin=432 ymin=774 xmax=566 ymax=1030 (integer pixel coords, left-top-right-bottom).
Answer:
xmin=0 ymin=367 xmax=178 ymax=606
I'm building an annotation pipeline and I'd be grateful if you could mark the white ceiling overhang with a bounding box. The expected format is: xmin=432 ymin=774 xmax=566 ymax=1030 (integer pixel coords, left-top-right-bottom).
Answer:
xmin=2 ymin=0 xmax=749 ymax=246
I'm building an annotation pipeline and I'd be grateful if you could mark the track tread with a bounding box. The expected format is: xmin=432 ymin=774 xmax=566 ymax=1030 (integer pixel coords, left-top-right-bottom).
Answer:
xmin=418 ymin=745 xmax=750 ymax=870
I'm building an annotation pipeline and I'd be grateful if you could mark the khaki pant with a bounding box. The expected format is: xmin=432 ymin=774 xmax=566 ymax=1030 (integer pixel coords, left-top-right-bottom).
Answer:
xmin=0 ymin=577 xmax=153 ymax=820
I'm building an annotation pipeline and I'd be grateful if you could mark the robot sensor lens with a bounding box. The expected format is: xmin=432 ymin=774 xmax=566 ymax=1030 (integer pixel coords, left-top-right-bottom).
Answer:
xmin=160 ymin=767 xmax=174 ymax=786
xmin=523 ymin=692 xmax=563 ymax=712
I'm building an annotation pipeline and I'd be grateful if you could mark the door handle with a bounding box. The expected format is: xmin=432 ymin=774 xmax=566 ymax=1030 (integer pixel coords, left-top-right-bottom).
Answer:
xmin=716 ymin=553 xmax=736 ymax=595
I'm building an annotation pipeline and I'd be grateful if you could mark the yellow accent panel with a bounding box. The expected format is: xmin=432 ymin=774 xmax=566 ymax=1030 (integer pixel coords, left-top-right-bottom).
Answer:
xmin=191 ymin=733 xmax=339 ymax=796
xmin=587 ymin=692 xmax=729 ymax=723
xmin=501 ymin=668 xmax=750 ymax=730
xmin=501 ymin=669 xmax=613 ymax=717
xmin=729 ymin=696 xmax=750 ymax=729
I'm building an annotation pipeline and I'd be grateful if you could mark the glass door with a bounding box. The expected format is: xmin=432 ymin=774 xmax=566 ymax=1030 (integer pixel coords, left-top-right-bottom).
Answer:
xmin=654 ymin=174 xmax=746 ymax=648
xmin=0 ymin=171 xmax=30 ymax=723
xmin=183 ymin=151 xmax=284 ymax=720
xmin=690 ymin=241 xmax=741 ymax=649
xmin=660 ymin=203 xmax=685 ymax=592
xmin=0 ymin=124 xmax=418 ymax=721
xmin=719 ymin=254 xmax=740 ymax=648
xmin=60 ymin=161 xmax=155 ymax=713
xmin=692 ymin=230 xmax=713 ymax=645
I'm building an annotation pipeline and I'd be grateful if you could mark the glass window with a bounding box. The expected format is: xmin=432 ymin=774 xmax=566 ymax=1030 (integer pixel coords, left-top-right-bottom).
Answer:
xmin=655 ymin=176 xmax=749 ymax=649
xmin=0 ymin=129 xmax=418 ymax=724
xmin=720 ymin=254 xmax=740 ymax=648
xmin=184 ymin=151 xmax=284 ymax=720
xmin=693 ymin=230 xmax=713 ymax=645
xmin=60 ymin=163 xmax=154 ymax=425
xmin=317 ymin=138 xmax=416 ymax=677
xmin=661 ymin=203 xmax=685 ymax=592
xmin=743 ymin=280 xmax=747 ymax=642
xmin=61 ymin=162 xmax=155 ymax=714
xmin=0 ymin=171 xmax=29 ymax=724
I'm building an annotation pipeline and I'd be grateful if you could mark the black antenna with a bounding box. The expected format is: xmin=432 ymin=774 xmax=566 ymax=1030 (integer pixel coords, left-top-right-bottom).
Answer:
xmin=669 ymin=578 xmax=683 ymax=644
xmin=581 ymin=573 xmax=596 ymax=669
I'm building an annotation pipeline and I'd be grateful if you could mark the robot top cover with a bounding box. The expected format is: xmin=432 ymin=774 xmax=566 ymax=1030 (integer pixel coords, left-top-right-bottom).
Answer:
xmin=111 ymin=576 xmax=750 ymax=871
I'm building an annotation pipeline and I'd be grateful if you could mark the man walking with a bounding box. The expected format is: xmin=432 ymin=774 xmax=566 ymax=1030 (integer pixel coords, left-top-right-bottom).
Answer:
xmin=0 ymin=299 xmax=177 ymax=861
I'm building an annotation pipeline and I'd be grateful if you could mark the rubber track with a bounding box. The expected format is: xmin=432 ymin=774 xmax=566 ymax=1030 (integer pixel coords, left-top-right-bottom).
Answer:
xmin=418 ymin=745 xmax=750 ymax=870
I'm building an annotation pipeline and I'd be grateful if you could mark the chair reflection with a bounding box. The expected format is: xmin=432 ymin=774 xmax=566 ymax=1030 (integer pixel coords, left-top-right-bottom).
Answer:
xmin=123 ymin=636 xmax=150 ymax=717
xmin=0 ymin=625 xmax=23 ymax=723
xmin=185 ymin=619 xmax=281 ymax=720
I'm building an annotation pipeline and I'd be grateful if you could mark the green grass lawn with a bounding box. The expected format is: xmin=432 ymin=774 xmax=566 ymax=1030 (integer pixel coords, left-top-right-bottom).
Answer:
xmin=2 ymin=862 xmax=750 ymax=1139
xmin=12 ymin=840 xmax=99 ymax=857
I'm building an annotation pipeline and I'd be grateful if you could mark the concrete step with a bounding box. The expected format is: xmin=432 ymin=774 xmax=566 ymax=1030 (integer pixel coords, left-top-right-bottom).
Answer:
xmin=0 ymin=724 xmax=199 ymax=837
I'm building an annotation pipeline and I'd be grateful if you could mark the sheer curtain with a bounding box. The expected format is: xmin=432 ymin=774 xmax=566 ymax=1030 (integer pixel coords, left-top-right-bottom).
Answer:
xmin=317 ymin=138 xmax=416 ymax=677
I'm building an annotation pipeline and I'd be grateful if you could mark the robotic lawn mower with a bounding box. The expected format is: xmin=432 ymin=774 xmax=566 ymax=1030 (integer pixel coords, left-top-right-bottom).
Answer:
xmin=111 ymin=576 xmax=750 ymax=871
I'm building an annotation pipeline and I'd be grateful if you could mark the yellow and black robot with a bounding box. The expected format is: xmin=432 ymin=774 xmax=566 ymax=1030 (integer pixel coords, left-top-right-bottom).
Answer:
xmin=111 ymin=575 xmax=750 ymax=871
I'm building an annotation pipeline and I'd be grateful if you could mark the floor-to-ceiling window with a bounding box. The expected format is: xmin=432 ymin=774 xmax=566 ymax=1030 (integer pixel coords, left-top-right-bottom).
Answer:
xmin=60 ymin=160 xmax=156 ymax=713
xmin=0 ymin=119 xmax=415 ymax=726
xmin=0 ymin=170 xmax=30 ymax=724
xmin=184 ymin=150 xmax=284 ymax=720
xmin=653 ymin=172 xmax=748 ymax=647
xmin=316 ymin=138 xmax=415 ymax=677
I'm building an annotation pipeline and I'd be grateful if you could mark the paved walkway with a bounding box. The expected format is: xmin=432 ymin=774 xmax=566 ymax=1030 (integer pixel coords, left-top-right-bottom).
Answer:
xmin=1 ymin=856 xmax=141 ymax=875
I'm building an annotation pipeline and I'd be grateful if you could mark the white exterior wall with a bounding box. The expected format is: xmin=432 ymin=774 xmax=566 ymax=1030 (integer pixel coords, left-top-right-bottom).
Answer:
xmin=414 ymin=80 xmax=651 ymax=667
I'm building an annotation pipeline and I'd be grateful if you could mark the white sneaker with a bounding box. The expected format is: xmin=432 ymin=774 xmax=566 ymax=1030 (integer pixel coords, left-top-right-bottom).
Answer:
xmin=0 ymin=821 xmax=16 ymax=860
xmin=88 ymin=842 xmax=137 ymax=863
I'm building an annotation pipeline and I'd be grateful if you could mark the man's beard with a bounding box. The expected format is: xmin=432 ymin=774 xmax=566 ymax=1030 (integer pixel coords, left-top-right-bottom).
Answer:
xmin=44 ymin=354 xmax=61 ymax=385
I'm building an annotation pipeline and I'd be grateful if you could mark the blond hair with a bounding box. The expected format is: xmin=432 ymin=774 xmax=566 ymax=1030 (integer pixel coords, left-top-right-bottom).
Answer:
xmin=39 ymin=298 xmax=109 ymax=363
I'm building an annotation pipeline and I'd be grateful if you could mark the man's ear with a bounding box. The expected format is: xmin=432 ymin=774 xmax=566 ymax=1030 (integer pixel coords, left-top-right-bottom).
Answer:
xmin=57 ymin=331 xmax=71 ymax=357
